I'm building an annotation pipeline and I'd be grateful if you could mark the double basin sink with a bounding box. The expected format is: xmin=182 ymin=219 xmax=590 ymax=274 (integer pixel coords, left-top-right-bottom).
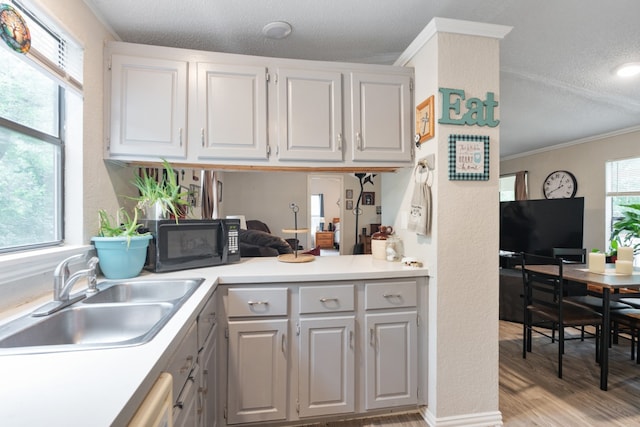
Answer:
xmin=0 ymin=278 xmax=205 ymax=355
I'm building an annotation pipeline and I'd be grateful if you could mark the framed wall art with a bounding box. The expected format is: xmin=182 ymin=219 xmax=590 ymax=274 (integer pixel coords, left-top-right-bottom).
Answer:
xmin=346 ymin=200 xmax=353 ymax=210
xmin=415 ymin=95 xmax=434 ymax=146
xmin=448 ymin=134 xmax=490 ymax=181
xmin=346 ymin=189 xmax=353 ymax=199
xmin=362 ymin=192 xmax=375 ymax=205
xmin=188 ymin=184 xmax=200 ymax=207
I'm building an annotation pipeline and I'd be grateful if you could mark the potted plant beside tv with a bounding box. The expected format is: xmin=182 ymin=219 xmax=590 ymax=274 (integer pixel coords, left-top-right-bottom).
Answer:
xmin=132 ymin=159 xmax=189 ymax=220
xmin=610 ymin=203 xmax=640 ymax=261
xmin=91 ymin=207 xmax=152 ymax=279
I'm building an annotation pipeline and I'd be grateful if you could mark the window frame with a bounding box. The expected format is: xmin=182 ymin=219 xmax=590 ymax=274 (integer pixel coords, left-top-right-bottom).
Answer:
xmin=0 ymin=0 xmax=77 ymax=254
xmin=605 ymin=156 xmax=640 ymax=252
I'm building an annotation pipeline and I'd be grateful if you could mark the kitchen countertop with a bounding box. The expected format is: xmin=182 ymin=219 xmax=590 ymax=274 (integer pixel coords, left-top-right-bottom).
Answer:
xmin=0 ymin=255 xmax=428 ymax=426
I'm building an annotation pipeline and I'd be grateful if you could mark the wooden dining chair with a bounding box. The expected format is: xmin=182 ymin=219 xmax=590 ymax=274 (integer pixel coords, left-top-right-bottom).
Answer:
xmin=521 ymin=253 xmax=602 ymax=379
xmin=610 ymin=309 xmax=640 ymax=363
xmin=552 ymin=247 xmax=586 ymax=263
xmin=552 ymin=248 xmax=632 ymax=346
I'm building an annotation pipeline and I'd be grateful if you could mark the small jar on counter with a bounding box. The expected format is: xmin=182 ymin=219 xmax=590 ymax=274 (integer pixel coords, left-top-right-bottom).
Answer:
xmin=385 ymin=235 xmax=402 ymax=261
xmin=371 ymin=225 xmax=393 ymax=260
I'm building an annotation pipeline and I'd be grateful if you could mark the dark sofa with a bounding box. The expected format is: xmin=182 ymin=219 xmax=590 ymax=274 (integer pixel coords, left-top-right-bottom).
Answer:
xmin=238 ymin=220 xmax=294 ymax=257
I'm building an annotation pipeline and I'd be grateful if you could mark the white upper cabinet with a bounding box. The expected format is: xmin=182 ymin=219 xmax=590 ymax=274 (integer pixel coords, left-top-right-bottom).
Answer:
xmin=275 ymin=68 xmax=343 ymax=161
xmin=104 ymin=42 xmax=413 ymax=167
xmin=194 ymin=63 xmax=269 ymax=160
xmin=350 ymin=72 xmax=412 ymax=163
xmin=108 ymin=54 xmax=188 ymax=159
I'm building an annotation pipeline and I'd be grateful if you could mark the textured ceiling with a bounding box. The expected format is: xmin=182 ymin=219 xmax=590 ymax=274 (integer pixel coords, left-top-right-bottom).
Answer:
xmin=82 ymin=0 xmax=640 ymax=158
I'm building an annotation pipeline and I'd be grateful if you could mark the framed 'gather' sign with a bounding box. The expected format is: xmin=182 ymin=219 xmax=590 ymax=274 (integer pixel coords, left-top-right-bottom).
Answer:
xmin=448 ymin=134 xmax=490 ymax=181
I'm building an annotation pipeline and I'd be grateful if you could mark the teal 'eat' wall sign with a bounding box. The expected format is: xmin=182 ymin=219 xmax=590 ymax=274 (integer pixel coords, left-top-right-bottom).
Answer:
xmin=438 ymin=88 xmax=499 ymax=127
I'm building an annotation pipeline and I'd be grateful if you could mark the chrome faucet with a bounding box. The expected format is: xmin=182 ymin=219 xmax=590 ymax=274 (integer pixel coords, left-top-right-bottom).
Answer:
xmin=32 ymin=254 xmax=100 ymax=317
xmin=54 ymin=254 xmax=100 ymax=301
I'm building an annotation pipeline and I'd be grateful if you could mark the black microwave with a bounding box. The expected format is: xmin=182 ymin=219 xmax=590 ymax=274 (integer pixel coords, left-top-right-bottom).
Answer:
xmin=142 ymin=218 xmax=241 ymax=273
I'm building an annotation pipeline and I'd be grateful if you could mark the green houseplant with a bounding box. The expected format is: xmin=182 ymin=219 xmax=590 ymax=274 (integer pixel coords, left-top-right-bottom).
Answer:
xmin=132 ymin=159 xmax=189 ymax=220
xmin=610 ymin=203 xmax=640 ymax=257
xmin=91 ymin=207 xmax=152 ymax=279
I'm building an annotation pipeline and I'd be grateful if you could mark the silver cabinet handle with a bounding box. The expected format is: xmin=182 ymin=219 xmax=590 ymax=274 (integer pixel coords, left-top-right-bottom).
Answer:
xmin=356 ymin=131 xmax=362 ymax=150
xmin=350 ymin=330 xmax=354 ymax=348
xmin=320 ymin=297 xmax=338 ymax=303
xmin=383 ymin=293 xmax=401 ymax=298
xmin=201 ymin=128 xmax=205 ymax=147
xmin=281 ymin=333 xmax=286 ymax=353
xmin=201 ymin=369 xmax=209 ymax=396
xmin=179 ymin=128 xmax=183 ymax=146
xmin=369 ymin=328 xmax=375 ymax=347
xmin=180 ymin=355 xmax=193 ymax=374
xmin=337 ymin=133 xmax=343 ymax=151
xmin=247 ymin=300 xmax=269 ymax=305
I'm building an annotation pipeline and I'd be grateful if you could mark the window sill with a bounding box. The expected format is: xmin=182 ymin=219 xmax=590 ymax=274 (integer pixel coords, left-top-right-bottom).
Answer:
xmin=0 ymin=245 xmax=93 ymax=289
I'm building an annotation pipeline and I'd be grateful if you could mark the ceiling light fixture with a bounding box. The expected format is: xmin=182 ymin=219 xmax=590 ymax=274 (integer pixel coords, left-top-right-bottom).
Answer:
xmin=262 ymin=21 xmax=292 ymax=40
xmin=614 ymin=62 xmax=640 ymax=77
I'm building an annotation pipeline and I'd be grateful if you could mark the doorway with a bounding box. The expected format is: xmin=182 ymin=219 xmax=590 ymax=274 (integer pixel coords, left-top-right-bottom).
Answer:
xmin=308 ymin=175 xmax=343 ymax=254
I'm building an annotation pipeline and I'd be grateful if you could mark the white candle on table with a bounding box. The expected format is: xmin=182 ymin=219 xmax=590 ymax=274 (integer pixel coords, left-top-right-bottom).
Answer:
xmin=616 ymin=260 xmax=633 ymax=275
xmin=618 ymin=246 xmax=634 ymax=262
xmin=588 ymin=252 xmax=605 ymax=273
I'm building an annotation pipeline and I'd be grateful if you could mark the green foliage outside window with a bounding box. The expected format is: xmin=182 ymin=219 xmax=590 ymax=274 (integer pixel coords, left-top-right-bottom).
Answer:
xmin=0 ymin=47 xmax=62 ymax=251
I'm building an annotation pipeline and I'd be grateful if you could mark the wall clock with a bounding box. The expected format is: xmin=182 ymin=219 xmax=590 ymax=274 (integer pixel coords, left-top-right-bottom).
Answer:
xmin=543 ymin=170 xmax=577 ymax=199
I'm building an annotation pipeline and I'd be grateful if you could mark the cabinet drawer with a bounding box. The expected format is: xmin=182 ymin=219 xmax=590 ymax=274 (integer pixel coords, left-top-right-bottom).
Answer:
xmin=197 ymin=293 xmax=216 ymax=350
xmin=299 ymin=285 xmax=355 ymax=313
xmin=228 ymin=288 xmax=288 ymax=317
xmin=165 ymin=321 xmax=197 ymax=402
xmin=365 ymin=281 xmax=417 ymax=310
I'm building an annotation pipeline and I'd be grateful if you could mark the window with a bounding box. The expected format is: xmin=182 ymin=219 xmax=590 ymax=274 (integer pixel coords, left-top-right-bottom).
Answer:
xmin=0 ymin=1 xmax=83 ymax=253
xmin=310 ymin=193 xmax=325 ymax=232
xmin=606 ymin=156 xmax=640 ymax=251
xmin=499 ymin=175 xmax=516 ymax=201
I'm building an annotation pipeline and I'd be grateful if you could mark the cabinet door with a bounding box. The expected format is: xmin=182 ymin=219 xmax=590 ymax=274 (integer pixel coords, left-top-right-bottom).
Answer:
xmin=298 ymin=316 xmax=355 ymax=418
xmin=195 ymin=63 xmax=268 ymax=160
xmin=199 ymin=327 xmax=217 ymax=427
xmin=174 ymin=365 xmax=199 ymax=427
xmin=350 ymin=72 xmax=412 ymax=162
xmin=109 ymin=54 xmax=188 ymax=159
xmin=364 ymin=311 xmax=417 ymax=409
xmin=227 ymin=319 xmax=288 ymax=424
xmin=276 ymin=68 xmax=343 ymax=161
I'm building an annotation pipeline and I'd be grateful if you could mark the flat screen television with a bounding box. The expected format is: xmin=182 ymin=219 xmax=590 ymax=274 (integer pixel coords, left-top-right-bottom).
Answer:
xmin=499 ymin=197 xmax=584 ymax=256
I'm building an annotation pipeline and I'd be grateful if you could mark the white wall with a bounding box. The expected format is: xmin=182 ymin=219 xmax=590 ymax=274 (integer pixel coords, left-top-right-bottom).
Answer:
xmin=501 ymin=128 xmax=640 ymax=252
xmin=389 ymin=19 xmax=507 ymax=425
xmin=31 ymin=0 xmax=121 ymax=242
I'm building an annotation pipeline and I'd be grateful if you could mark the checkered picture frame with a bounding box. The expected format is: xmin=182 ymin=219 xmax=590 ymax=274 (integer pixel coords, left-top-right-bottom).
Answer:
xmin=448 ymin=134 xmax=490 ymax=181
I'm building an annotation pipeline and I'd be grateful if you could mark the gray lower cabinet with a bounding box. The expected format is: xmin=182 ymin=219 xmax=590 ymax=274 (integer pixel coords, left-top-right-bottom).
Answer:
xmin=198 ymin=292 xmax=218 ymax=427
xmin=364 ymin=311 xmax=417 ymax=409
xmin=226 ymin=319 xmax=288 ymax=424
xmin=225 ymin=288 xmax=289 ymax=425
xmin=363 ymin=280 xmax=418 ymax=410
xmin=298 ymin=316 xmax=355 ymax=417
xmin=218 ymin=279 xmax=423 ymax=426
xmin=165 ymin=322 xmax=199 ymax=426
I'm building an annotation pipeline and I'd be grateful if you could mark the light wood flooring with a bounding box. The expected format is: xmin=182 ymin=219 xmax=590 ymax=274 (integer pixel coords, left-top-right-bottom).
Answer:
xmin=499 ymin=320 xmax=640 ymax=426
xmin=300 ymin=320 xmax=640 ymax=426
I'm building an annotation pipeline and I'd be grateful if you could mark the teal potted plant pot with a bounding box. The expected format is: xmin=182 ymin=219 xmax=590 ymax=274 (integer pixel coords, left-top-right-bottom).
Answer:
xmin=91 ymin=208 xmax=152 ymax=279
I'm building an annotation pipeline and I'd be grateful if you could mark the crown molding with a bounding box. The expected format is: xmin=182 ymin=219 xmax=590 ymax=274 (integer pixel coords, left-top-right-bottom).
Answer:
xmin=395 ymin=17 xmax=513 ymax=66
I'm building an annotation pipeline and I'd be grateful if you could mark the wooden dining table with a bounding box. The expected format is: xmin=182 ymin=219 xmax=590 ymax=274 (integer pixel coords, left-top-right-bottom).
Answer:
xmin=523 ymin=262 xmax=640 ymax=390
